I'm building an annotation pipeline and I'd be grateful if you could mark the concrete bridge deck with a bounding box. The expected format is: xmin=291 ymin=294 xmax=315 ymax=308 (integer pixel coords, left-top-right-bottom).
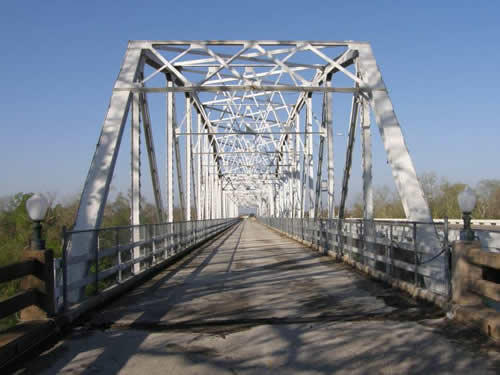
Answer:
xmin=15 ymin=220 xmax=500 ymax=374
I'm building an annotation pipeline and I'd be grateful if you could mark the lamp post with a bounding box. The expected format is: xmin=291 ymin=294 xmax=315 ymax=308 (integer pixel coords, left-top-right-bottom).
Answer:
xmin=457 ymin=186 xmax=476 ymax=241
xmin=26 ymin=193 xmax=49 ymax=250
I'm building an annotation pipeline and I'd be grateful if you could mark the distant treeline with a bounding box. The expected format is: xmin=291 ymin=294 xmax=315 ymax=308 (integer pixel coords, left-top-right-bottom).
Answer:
xmin=346 ymin=173 xmax=500 ymax=219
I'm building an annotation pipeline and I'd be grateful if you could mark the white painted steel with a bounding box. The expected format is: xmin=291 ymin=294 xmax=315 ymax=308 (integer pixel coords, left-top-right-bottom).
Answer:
xmin=326 ymin=78 xmax=335 ymax=219
xmin=131 ymin=93 xmax=141 ymax=274
xmin=361 ymin=98 xmax=373 ymax=221
xmin=72 ymin=40 xmax=439 ymax=297
xmin=166 ymin=79 xmax=174 ymax=223
xmin=185 ymin=96 xmax=192 ymax=221
xmin=70 ymin=46 xmax=142 ymax=303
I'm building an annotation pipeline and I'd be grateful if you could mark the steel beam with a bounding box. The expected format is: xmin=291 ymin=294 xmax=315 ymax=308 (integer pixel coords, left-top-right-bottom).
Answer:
xmin=313 ymin=94 xmax=326 ymax=220
xmin=70 ymin=46 xmax=142 ymax=303
xmin=166 ymin=79 xmax=174 ymax=222
xmin=140 ymin=92 xmax=164 ymax=222
xmin=338 ymin=92 xmax=359 ymax=221
xmin=174 ymin=131 xmax=185 ymax=220
xmin=355 ymin=43 xmax=431 ymax=221
xmin=185 ymin=95 xmax=192 ymax=221
xmin=306 ymin=94 xmax=314 ymax=218
xmin=131 ymin=93 xmax=141 ymax=274
xmin=326 ymin=77 xmax=335 ymax=218
xmin=196 ymin=113 xmax=202 ymax=219
xmin=361 ymin=98 xmax=373 ymax=220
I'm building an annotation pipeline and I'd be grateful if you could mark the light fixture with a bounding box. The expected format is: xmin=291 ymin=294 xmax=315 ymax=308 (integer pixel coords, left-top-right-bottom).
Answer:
xmin=26 ymin=193 xmax=49 ymax=250
xmin=457 ymin=186 xmax=476 ymax=241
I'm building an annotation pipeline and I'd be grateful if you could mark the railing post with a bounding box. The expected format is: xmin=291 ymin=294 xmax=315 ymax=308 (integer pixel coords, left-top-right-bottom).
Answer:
xmin=62 ymin=226 xmax=68 ymax=312
xmin=360 ymin=220 xmax=365 ymax=265
xmin=389 ymin=222 xmax=394 ymax=276
xmin=94 ymin=234 xmax=99 ymax=295
xmin=339 ymin=220 xmax=344 ymax=256
xmin=321 ymin=219 xmax=327 ymax=254
xmin=116 ymin=228 xmax=122 ymax=283
xmin=384 ymin=224 xmax=390 ymax=275
xmin=444 ymin=216 xmax=451 ymax=299
xmin=413 ymin=222 xmax=418 ymax=287
xmin=150 ymin=225 xmax=156 ymax=265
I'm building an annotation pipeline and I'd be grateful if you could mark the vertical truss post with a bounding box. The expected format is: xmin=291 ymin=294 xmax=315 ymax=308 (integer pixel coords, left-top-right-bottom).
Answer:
xmin=190 ymin=132 xmax=197 ymax=220
xmin=185 ymin=95 xmax=192 ymax=221
xmin=217 ymin=178 xmax=221 ymax=218
xmin=140 ymin=92 xmax=164 ymax=222
xmin=279 ymin=187 xmax=284 ymax=217
xmin=269 ymin=187 xmax=274 ymax=218
xmin=174 ymin=131 xmax=185 ymax=220
xmin=287 ymin=138 xmax=293 ymax=218
xmin=295 ymin=115 xmax=302 ymax=218
xmin=222 ymin=190 xmax=226 ymax=218
xmin=361 ymin=97 xmax=375 ymax=264
xmin=220 ymin=179 xmax=225 ymax=218
xmin=166 ymin=78 xmax=174 ymax=223
xmin=313 ymin=138 xmax=324 ymax=220
xmin=306 ymin=93 xmax=314 ymax=219
xmin=209 ymin=154 xmax=214 ymax=219
xmin=213 ymin=166 xmax=216 ymax=219
xmin=326 ymin=75 xmax=335 ymax=218
xmin=300 ymin=117 xmax=307 ymax=220
xmin=196 ymin=113 xmax=202 ymax=220
xmin=214 ymin=176 xmax=219 ymax=218
xmin=338 ymin=93 xmax=359 ymax=221
xmin=314 ymin=91 xmax=327 ymax=220
xmin=215 ymin=162 xmax=219 ymax=218
xmin=203 ymin=133 xmax=209 ymax=220
xmin=361 ymin=98 xmax=373 ymax=221
xmin=131 ymin=92 xmax=141 ymax=274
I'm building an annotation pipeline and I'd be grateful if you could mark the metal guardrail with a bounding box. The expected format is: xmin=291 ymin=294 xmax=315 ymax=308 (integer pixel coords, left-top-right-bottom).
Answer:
xmin=259 ymin=217 xmax=451 ymax=297
xmin=56 ymin=218 xmax=239 ymax=314
xmin=350 ymin=218 xmax=500 ymax=227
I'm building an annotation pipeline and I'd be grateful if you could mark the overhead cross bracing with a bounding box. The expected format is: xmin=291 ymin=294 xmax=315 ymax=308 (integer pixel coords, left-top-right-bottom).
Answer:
xmin=68 ymin=40 xmax=441 ymax=302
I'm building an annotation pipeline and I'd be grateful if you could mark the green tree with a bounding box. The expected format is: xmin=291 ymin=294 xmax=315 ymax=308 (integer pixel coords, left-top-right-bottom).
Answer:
xmin=475 ymin=179 xmax=500 ymax=219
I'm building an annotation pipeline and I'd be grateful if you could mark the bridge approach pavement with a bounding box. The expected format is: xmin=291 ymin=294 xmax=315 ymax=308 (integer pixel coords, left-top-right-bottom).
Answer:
xmin=14 ymin=219 xmax=500 ymax=374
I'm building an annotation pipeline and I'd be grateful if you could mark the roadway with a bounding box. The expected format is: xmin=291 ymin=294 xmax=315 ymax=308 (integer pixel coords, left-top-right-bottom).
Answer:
xmin=15 ymin=220 xmax=500 ymax=374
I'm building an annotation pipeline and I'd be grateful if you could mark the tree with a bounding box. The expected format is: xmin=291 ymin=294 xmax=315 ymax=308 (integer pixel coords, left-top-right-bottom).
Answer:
xmin=475 ymin=179 xmax=500 ymax=219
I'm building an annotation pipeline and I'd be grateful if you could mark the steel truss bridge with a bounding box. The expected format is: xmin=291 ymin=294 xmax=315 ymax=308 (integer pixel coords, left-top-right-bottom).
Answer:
xmin=66 ymin=40 xmax=445 ymax=300
xmin=4 ymin=41 xmax=500 ymax=373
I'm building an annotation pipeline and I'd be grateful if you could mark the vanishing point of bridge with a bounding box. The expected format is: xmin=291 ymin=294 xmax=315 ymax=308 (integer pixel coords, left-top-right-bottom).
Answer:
xmin=2 ymin=41 xmax=500 ymax=373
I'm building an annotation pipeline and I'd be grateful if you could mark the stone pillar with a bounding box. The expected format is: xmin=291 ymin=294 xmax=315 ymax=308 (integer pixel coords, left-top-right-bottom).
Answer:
xmin=20 ymin=249 xmax=55 ymax=320
xmin=452 ymin=240 xmax=483 ymax=305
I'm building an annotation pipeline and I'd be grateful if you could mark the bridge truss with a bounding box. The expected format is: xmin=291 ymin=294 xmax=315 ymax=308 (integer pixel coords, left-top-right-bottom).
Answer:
xmin=69 ymin=41 xmax=436 ymax=298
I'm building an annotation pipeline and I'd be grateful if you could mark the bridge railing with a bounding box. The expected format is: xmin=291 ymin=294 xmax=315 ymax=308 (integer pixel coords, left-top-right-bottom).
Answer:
xmin=57 ymin=218 xmax=239 ymax=318
xmin=0 ymin=250 xmax=55 ymax=322
xmin=259 ymin=217 xmax=451 ymax=299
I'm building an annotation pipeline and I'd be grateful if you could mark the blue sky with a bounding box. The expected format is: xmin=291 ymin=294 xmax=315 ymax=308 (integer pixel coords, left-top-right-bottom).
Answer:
xmin=0 ymin=1 xmax=498 ymax=204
